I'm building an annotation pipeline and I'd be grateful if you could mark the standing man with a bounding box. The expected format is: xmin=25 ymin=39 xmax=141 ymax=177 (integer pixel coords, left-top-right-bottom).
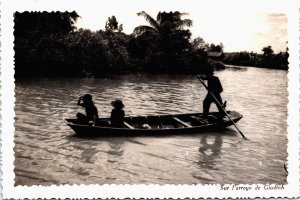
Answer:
xmin=197 ymin=67 xmax=225 ymax=118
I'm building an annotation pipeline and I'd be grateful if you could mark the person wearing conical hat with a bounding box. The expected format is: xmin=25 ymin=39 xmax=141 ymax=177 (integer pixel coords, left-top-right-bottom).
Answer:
xmin=110 ymin=99 xmax=125 ymax=128
xmin=76 ymin=94 xmax=99 ymax=126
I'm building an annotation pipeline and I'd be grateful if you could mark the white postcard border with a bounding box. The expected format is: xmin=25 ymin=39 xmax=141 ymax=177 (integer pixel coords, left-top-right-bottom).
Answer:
xmin=1 ymin=0 xmax=299 ymax=198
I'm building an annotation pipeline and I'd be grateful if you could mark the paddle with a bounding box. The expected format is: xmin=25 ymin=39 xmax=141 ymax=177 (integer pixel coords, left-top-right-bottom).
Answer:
xmin=196 ymin=76 xmax=246 ymax=139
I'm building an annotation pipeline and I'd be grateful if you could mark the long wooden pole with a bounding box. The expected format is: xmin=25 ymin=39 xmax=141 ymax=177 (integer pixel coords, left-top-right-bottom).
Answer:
xmin=196 ymin=76 xmax=246 ymax=139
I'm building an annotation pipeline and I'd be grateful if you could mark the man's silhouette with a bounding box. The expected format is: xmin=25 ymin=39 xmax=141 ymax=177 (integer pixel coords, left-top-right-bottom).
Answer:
xmin=198 ymin=68 xmax=225 ymax=117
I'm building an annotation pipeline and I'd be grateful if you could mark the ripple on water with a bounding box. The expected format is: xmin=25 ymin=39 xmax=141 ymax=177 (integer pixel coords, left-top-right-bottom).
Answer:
xmin=14 ymin=69 xmax=288 ymax=185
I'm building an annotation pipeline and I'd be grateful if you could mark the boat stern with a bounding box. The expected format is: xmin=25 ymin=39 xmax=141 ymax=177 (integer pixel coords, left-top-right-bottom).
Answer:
xmin=228 ymin=111 xmax=243 ymax=123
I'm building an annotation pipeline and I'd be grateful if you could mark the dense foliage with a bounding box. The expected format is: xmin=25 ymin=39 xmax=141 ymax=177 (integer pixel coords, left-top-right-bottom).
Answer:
xmin=14 ymin=12 xmax=288 ymax=77
xmin=223 ymin=46 xmax=289 ymax=70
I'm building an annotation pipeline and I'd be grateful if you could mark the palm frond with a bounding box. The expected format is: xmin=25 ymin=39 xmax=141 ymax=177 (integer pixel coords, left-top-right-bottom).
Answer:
xmin=133 ymin=25 xmax=157 ymax=35
xmin=177 ymin=19 xmax=193 ymax=29
xmin=172 ymin=11 xmax=190 ymax=19
xmin=137 ymin=11 xmax=160 ymax=31
xmin=156 ymin=12 xmax=162 ymax=25
xmin=178 ymin=12 xmax=189 ymax=17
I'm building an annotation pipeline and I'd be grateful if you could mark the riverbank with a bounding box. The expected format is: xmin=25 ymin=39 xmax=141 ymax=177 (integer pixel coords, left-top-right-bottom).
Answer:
xmin=224 ymin=64 xmax=288 ymax=71
xmin=223 ymin=51 xmax=288 ymax=70
xmin=15 ymin=62 xmax=287 ymax=79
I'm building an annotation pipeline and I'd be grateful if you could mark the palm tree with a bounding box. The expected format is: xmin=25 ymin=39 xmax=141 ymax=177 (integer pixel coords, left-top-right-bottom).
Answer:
xmin=134 ymin=11 xmax=192 ymax=36
xmin=133 ymin=11 xmax=193 ymax=72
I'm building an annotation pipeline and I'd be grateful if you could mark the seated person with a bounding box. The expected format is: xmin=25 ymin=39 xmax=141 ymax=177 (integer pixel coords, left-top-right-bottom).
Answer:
xmin=76 ymin=94 xmax=99 ymax=126
xmin=110 ymin=99 xmax=125 ymax=128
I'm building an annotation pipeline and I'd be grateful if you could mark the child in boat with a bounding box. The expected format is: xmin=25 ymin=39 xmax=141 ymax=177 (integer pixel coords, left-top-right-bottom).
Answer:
xmin=110 ymin=99 xmax=125 ymax=128
xmin=198 ymin=67 xmax=225 ymax=118
xmin=77 ymin=94 xmax=99 ymax=126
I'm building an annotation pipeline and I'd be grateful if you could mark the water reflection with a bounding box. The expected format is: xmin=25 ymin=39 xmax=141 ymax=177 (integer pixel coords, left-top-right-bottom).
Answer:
xmin=65 ymin=136 xmax=100 ymax=164
xmin=225 ymin=65 xmax=248 ymax=72
xmin=106 ymin=138 xmax=125 ymax=157
xmin=198 ymin=134 xmax=223 ymax=170
xmin=14 ymin=68 xmax=288 ymax=185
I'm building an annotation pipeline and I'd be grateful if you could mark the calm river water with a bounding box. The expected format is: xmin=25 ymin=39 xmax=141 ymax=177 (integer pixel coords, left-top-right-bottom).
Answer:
xmin=14 ymin=66 xmax=288 ymax=185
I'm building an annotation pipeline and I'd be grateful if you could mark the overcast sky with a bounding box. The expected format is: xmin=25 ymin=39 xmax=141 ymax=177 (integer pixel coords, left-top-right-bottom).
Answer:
xmin=74 ymin=0 xmax=288 ymax=53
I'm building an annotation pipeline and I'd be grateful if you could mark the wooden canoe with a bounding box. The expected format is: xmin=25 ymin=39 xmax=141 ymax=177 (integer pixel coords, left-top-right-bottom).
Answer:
xmin=65 ymin=111 xmax=243 ymax=137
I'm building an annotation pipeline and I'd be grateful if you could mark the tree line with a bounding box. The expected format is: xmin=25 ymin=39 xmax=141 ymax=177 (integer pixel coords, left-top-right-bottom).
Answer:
xmin=223 ymin=46 xmax=288 ymax=70
xmin=14 ymin=11 xmax=288 ymax=77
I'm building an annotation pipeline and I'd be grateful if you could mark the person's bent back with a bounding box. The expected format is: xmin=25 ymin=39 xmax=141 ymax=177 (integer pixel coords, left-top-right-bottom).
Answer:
xmin=110 ymin=99 xmax=125 ymax=128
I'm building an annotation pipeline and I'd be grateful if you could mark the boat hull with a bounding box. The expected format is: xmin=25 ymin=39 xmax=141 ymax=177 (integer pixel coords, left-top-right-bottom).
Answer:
xmin=65 ymin=111 xmax=243 ymax=137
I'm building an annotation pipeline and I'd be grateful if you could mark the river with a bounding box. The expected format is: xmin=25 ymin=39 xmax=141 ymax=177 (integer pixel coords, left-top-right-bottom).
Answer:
xmin=14 ymin=66 xmax=288 ymax=185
